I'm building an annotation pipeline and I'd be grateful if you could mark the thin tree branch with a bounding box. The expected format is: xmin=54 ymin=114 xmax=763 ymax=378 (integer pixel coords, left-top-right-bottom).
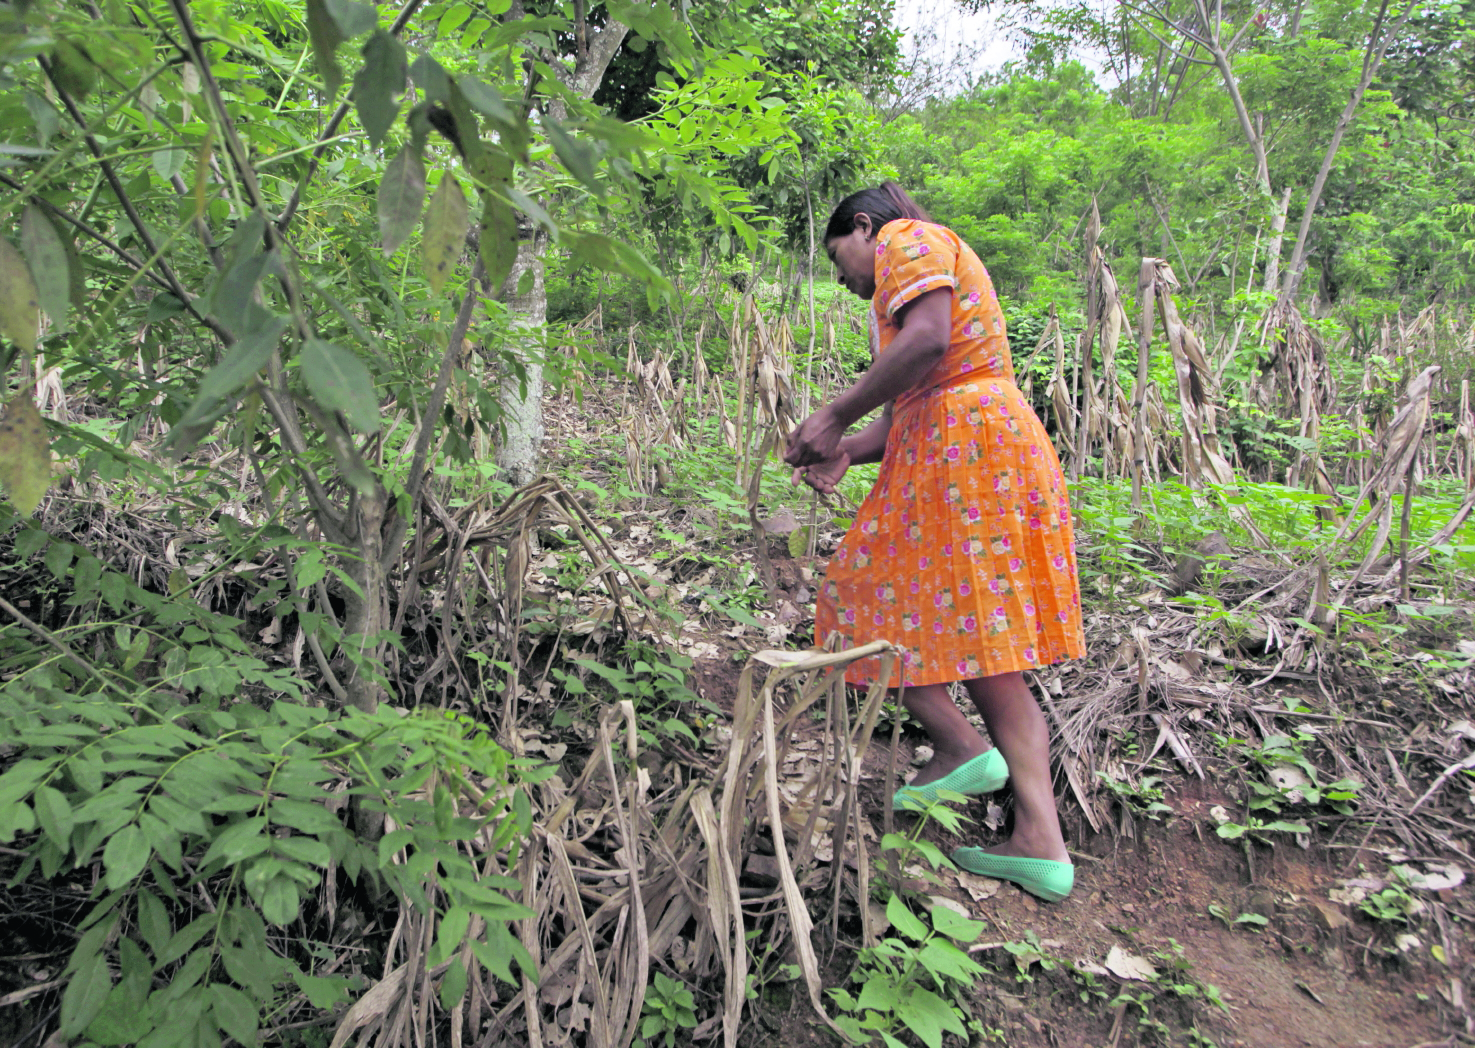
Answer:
xmin=36 ymin=56 xmax=219 ymax=334
xmin=392 ymin=257 xmax=489 ymax=568
xmin=0 ymin=171 xmax=172 ymax=293
xmin=1279 ymin=0 xmax=1422 ymax=298
xmin=275 ymin=0 xmax=430 ymax=232
xmin=1119 ymin=3 xmax=1218 ymax=64
xmin=255 ymin=382 xmax=350 ymax=540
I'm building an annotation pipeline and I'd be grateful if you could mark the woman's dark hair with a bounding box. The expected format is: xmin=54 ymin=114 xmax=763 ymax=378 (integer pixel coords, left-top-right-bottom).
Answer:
xmin=824 ymin=182 xmax=931 ymax=241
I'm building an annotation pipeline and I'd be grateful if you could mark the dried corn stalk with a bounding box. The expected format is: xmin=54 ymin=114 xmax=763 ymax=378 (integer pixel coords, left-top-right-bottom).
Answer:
xmin=1044 ymin=303 xmax=1078 ymax=459
xmin=447 ymin=641 xmax=899 ymax=1048
xmin=1145 ymin=259 xmax=1236 ymax=489
xmin=1321 ymin=365 xmax=1440 ymax=613
xmin=1072 ymin=202 xmax=1134 ymax=479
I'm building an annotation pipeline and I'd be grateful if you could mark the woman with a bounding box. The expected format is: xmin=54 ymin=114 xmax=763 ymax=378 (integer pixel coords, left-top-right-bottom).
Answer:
xmin=784 ymin=183 xmax=1085 ymax=903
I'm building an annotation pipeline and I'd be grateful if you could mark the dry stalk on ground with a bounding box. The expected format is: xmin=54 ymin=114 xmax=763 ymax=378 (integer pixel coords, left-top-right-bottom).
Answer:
xmin=325 ymin=641 xmax=901 ymax=1048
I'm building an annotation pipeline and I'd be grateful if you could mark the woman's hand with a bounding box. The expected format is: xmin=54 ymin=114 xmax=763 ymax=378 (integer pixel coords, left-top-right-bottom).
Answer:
xmin=784 ymin=405 xmax=848 ymax=468
xmin=791 ymin=449 xmax=851 ymax=495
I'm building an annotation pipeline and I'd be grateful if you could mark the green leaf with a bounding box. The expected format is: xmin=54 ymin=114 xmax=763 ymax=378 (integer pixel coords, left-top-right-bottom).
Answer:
xmin=293 ymin=971 xmax=354 ymax=1009
xmin=137 ymin=890 xmax=172 ymax=959
xmin=457 ymin=75 xmax=512 ymax=123
xmin=207 ymin=237 xmax=275 ymax=338
xmin=103 ymin=824 xmax=150 ymax=890
xmin=378 ymin=828 xmax=414 ymax=865
xmin=210 ymin=983 xmax=259 ymax=1047
xmin=439 ymin=958 xmax=468 ymax=1011
xmin=422 ymin=175 xmax=469 ymax=294
xmin=33 ymin=784 xmax=74 ymax=851
xmin=0 ymin=800 xmax=36 ymax=843
xmin=479 ymin=191 xmax=518 ymax=292
xmin=409 ymin=54 xmax=450 ymax=103
xmin=855 ymin=972 xmax=902 ymax=1013
xmin=304 ymin=0 xmax=376 ymax=96
xmin=24 ymin=90 xmax=59 ymax=146
xmin=893 ymin=985 xmax=965 ymax=1048
xmin=1259 ymin=820 xmax=1311 ymax=834
xmin=914 ymin=939 xmax=986 ymax=986
xmin=432 ymin=905 xmax=470 ymax=965
xmin=0 ymin=236 xmax=40 ymax=353
xmin=378 ymin=146 xmax=427 ymax=256
xmin=300 ymin=338 xmax=379 ymax=433
xmin=60 ymin=952 xmax=113 ymax=1036
xmin=928 ymin=903 xmax=985 ymax=945
xmin=169 ymin=316 xmax=289 ymax=454
xmin=260 ymin=876 xmax=300 ymax=926
xmin=21 ymin=204 xmax=70 ymax=325
xmin=354 ymin=31 xmax=407 ymax=148
xmin=51 ymin=37 xmax=99 ymax=100
xmin=87 ymin=983 xmax=153 ymax=1044
xmin=0 ymin=395 xmax=51 ymax=516
xmin=146 ymin=293 xmax=186 ymax=323
xmin=201 ymin=816 xmax=269 ymax=868
xmin=885 ymin=893 xmax=929 ymax=942
xmin=272 ymin=835 xmax=331 ymax=867
xmin=150 ymin=793 xmax=208 ymax=837
xmin=542 ymin=116 xmax=600 ymax=193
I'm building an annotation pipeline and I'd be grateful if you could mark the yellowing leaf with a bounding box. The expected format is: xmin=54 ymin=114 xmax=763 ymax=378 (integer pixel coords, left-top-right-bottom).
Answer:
xmin=0 ymin=237 xmax=40 ymax=352
xmin=422 ymin=175 xmax=468 ymax=294
xmin=0 ymin=396 xmax=50 ymax=515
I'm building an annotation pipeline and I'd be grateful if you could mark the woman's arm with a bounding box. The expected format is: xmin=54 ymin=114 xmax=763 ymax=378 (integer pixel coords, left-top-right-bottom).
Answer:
xmin=792 ymin=404 xmax=892 ymax=495
xmin=840 ymin=402 xmax=893 ymax=465
xmin=784 ymin=288 xmax=951 ymax=467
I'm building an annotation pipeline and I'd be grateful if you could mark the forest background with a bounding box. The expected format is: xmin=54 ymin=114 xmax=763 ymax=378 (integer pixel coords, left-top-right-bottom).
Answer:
xmin=0 ymin=0 xmax=1473 ymax=1046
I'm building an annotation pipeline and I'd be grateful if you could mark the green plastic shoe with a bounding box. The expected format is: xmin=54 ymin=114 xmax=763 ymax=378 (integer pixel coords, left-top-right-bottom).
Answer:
xmin=892 ymin=749 xmax=1009 ymax=813
xmin=952 ymin=848 xmax=1075 ymax=902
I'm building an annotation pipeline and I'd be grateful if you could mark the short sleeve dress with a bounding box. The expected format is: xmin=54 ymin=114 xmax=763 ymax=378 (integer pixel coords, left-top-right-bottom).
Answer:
xmin=814 ymin=220 xmax=1086 ymax=687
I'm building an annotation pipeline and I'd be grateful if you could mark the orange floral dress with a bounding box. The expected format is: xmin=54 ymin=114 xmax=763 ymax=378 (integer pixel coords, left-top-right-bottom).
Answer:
xmin=815 ymin=220 xmax=1085 ymax=687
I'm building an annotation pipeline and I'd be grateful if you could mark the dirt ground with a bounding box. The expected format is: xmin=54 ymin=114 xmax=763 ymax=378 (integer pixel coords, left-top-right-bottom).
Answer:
xmin=723 ymin=690 xmax=1459 ymax=1048
xmin=669 ymin=546 xmax=1465 ymax=1048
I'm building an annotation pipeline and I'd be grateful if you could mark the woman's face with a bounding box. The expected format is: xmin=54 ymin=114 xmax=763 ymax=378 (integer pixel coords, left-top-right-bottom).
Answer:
xmin=825 ymin=213 xmax=877 ymax=300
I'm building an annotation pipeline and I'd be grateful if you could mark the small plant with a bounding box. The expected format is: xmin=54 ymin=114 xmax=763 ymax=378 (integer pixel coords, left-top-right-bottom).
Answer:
xmin=1215 ymin=730 xmax=1363 ymax=817
xmin=1096 ymin=769 xmax=1174 ymax=819
xmin=634 ymin=971 xmax=699 ymax=1048
xmin=1360 ymin=873 xmax=1420 ymax=924
xmin=1212 ymin=814 xmax=1310 ymax=842
xmin=877 ymin=788 xmax=970 ymax=891
xmin=829 ymin=893 xmax=988 ymax=1048
xmin=1207 ymin=903 xmax=1270 ymax=930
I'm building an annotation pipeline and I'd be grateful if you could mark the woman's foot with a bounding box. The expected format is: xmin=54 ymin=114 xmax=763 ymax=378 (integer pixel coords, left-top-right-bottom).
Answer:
xmin=893 ymin=749 xmax=1009 ymax=812
xmin=908 ymin=743 xmax=992 ymax=787
xmin=974 ymin=834 xmax=1069 ymax=865
xmin=952 ymin=846 xmax=1074 ymax=902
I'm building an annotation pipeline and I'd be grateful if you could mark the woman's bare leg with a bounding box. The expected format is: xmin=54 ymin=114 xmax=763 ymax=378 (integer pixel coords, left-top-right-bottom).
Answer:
xmin=901 ymin=683 xmax=992 ymax=787
xmin=962 ymin=672 xmax=1069 ymax=862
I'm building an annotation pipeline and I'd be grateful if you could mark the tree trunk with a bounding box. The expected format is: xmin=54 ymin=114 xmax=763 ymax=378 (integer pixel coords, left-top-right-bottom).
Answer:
xmin=1261 ymin=185 xmax=1293 ymax=294
xmin=496 ymin=232 xmax=549 ymax=486
xmin=342 ymin=490 xmax=390 ymax=714
xmin=494 ymin=9 xmax=628 ymax=485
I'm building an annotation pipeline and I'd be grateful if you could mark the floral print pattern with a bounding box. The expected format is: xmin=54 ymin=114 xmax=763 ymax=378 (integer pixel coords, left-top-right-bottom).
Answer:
xmin=816 ymin=220 xmax=1086 ymax=687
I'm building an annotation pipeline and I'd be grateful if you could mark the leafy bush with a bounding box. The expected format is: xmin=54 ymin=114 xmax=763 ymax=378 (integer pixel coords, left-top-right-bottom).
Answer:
xmin=0 ymin=586 xmax=541 ymax=1046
